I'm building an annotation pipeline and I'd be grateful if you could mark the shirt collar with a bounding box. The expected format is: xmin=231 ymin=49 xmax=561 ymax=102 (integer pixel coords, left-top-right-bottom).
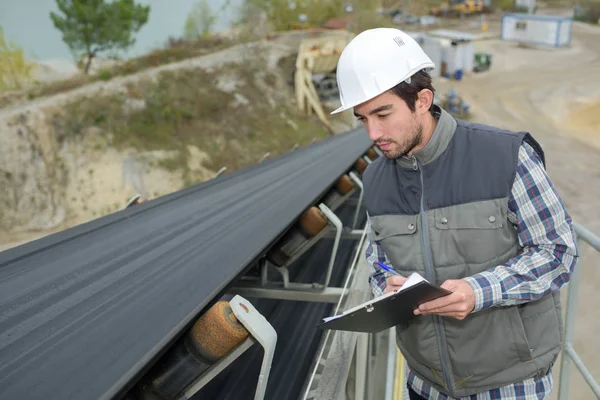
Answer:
xmin=395 ymin=104 xmax=457 ymax=169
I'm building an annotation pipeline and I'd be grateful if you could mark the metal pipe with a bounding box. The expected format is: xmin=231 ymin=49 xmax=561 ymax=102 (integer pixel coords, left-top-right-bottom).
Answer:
xmin=384 ymin=328 xmax=397 ymax=400
xmin=564 ymin=344 xmax=600 ymax=398
xmin=558 ymin=223 xmax=600 ymax=400
xmin=355 ymin=333 xmax=368 ymax=399
xmin=558 ymin=236 xmax=583 ymax=400
xmin=574 ymin=222 xmax=600 ymax=251
xmin=300 ymin=227 xmax=369 ymax=400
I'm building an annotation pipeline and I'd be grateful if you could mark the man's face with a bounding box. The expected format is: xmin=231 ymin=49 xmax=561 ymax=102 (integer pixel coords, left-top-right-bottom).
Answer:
xmin=353 ymin=91 xmax=423 ymax=159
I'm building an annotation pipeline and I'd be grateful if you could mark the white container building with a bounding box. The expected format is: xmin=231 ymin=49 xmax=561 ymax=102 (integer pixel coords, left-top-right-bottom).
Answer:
xmin=427 ymin=30 xmax=476 ymax=78
xmin=501 ymin=13 xmax=572 ymax=47
xmin=407 ymin=32 xmax=444 ymax=79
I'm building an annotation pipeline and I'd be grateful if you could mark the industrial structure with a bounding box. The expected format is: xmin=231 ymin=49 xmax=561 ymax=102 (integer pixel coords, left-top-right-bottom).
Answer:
xmin=1 ymin=8 xmax=599 ymax=400
xmin=1 ymin=122 xmax=598 ymax=400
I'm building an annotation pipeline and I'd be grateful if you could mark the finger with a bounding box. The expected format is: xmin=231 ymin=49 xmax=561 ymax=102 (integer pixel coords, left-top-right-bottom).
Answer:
xmin=416 ymin=300 xmax=471 ymax=316
xmin=418 ymin=292 xmax=464 ymax=313
xmin=383 ymin=284 xmax=404 ymax=294
xmin=441 ymin=280 xmax=459 ymax=291
xmin=387 ymin=275 xmax=407 ymax=286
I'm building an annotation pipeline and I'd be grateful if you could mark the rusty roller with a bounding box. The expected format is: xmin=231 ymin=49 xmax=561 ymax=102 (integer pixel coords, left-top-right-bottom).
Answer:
xmin=321 ymin=174 xmax=356 ymax=211
xmin=266 ymin=206 xmax=328 ymax=267
xmin=366 ymin=147 xmax=378 ymax=160
xmin=354 ymin=157 xmax=368 ymax=175
xmin=130 ymin=301 xmax=249 ymax=400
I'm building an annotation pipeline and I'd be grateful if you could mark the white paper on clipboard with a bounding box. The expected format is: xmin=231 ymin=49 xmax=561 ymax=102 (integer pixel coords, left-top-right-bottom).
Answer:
xmin=321 ymin=272 xmax=428 ymax=323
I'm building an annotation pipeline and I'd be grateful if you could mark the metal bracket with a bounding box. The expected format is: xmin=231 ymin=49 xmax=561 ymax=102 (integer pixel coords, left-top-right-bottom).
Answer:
xmin=229 ymin=202 xmax=356 ymax=302
xmin=324 ymin=228 xmax=365 ymax=241
xmin=318 ymin=203 xmax=343 ymax=289
xmin=180 ymin=295 xmax=277 ymax=400
xmin=362 ymin=155 xmax=373 ymax=164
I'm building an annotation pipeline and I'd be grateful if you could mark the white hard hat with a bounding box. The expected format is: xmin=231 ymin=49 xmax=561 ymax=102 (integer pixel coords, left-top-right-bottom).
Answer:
xmin=331 ymin=28 xmax=435 ymax=114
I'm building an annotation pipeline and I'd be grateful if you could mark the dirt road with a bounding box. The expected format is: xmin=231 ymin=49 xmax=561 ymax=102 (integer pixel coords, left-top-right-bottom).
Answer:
xmin=435 ymin=19 xmax=600 ymax=400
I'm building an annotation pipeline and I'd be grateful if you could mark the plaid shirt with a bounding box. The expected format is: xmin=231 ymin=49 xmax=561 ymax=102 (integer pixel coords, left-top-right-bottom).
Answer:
xmin=365 ymin=141 xmax=579 ymax=399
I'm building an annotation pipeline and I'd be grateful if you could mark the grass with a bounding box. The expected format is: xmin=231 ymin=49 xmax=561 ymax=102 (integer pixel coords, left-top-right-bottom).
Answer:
xmin=21 ymin=36 xmax=238 ymax=103
xmin=51 ymin=57 xmax=329 ymax=189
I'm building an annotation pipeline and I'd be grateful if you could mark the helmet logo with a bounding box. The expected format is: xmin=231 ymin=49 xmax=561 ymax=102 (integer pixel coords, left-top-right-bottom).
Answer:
xmin=393 ymin=36 xmax=406 ymax=47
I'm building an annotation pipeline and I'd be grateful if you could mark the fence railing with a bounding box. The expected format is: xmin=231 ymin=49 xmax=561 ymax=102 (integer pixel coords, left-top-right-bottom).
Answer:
xmin=558 ymin=222 xmax=600 ymax=399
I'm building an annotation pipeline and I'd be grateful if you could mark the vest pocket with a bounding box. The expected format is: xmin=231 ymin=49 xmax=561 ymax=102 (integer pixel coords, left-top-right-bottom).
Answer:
xmin=431 ymin=199 xmax=515 ymax=266
xmin=444 ymin=305 xmax=535 ymax=388
xmin=433 ymin=199 xmax=505 ymax=230
xmin=369 ymin=214 xmax=421 ymax=271
xmin=370 ymin=214 xmax=419 ymax=238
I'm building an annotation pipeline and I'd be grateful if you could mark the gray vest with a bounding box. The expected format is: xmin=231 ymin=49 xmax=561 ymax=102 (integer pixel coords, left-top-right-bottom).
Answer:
xmin=362 ymin=107 xmax=563 ymax=397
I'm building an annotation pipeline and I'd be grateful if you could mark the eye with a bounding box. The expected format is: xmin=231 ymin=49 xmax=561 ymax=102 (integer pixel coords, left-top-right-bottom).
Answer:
xmin=378 ymin=114 xmax=390 ymax=119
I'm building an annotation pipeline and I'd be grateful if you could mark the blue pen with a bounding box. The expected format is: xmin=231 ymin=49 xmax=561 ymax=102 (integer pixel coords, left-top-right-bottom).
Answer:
xmin=377 ymin=261 xmax=401 ymax=276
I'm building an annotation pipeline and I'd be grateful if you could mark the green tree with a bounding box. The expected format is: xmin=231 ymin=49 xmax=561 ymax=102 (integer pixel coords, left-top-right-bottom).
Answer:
xmin=50 ymin=0 xmax=151 ymax=74
xmin=184 ymin=0 xmax=217 ymax=40
xmin=0 ymin=26 xmax=35 ymax=91
xmin=240 ymin=0 xmax=347 ymax=31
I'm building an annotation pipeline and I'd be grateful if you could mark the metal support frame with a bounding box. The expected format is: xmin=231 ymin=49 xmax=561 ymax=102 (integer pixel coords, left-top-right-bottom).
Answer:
xmin=180 ymin=295 xmax=277 ymax=400
xmin=124 ymin=193 xmax=142 ymax=209
xmin=259 ymin=152 xmax=271 ymax=163
xmin=385 ymin=327 xmax=397 ymax=400
xmin=558 ymin=222 xmax=600 ymax=399
xmin=323 ymin=229 xmax=365 ymax=241
xmin=229 ymin=286 xmax=347 ymax=304
xmin=214 ymin=167 xmax=227 ymax=178
xmin=230 ymin=171 xmax=366 ymax=303
xmin=319 ymin=203 xmax=344 ymax=289
xmin=348 ymin=171 xmax=364 ymax=230
xmin=355 ymin=333 xmax=369 ymax=399
xmin=231 ymin=201 xmax=347 ymax=302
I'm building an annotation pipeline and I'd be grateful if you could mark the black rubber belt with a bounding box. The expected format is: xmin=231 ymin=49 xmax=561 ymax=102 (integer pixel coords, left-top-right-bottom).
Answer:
xmin=0 ymin=128 xmax=371 ymax=400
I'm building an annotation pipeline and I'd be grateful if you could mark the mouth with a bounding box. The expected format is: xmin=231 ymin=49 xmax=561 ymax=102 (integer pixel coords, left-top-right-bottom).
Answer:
xmin=377 ymin=142 xmax=393 ymax=151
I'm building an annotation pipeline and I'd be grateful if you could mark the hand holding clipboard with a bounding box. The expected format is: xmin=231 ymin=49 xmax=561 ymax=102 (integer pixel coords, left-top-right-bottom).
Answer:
xmin=319 ymin=269 xmax=452 ymax=333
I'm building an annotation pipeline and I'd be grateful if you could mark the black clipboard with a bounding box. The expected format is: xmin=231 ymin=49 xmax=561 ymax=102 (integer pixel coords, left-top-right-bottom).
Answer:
xmin=318 ymin=278 xmax=452 ymax=333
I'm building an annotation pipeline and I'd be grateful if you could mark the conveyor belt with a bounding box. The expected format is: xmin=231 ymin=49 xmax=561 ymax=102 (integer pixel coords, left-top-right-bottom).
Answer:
xmin=0 ymin=128 xmax=371 ymax=400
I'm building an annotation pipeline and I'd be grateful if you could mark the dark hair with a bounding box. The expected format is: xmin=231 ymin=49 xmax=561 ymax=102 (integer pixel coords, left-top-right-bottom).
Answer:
xmin=389 ymin=70 xmax=435 ymax=112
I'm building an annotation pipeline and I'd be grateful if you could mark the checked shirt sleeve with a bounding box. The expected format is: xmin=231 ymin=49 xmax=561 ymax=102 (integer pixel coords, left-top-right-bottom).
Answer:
xmin=365 ymin=217 xmax=396 ymax=298
xmin=464 ymin=141 xmax=579 ymax=312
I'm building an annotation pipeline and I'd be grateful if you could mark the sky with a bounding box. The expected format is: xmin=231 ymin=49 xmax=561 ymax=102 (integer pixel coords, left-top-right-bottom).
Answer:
xmin=0 ymin=0 xmax=243 ymax=62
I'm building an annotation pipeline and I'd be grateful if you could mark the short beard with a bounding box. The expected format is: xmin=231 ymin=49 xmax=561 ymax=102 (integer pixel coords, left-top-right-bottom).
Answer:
xmin=380 ymin=119 xmax=423 ymax=160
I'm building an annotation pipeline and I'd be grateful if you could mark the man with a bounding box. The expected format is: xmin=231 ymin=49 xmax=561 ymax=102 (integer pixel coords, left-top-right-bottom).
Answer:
xmin=331 ymin=28 xmax=578 ymax=399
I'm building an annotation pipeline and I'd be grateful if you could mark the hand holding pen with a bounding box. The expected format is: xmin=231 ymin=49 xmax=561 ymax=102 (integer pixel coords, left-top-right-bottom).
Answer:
xmin=378 ymin=262 xmax=408 ymax=294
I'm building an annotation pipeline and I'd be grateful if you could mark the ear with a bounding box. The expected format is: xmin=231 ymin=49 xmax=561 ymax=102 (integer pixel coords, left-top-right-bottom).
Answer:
xmin=416 ymin=89 xmax=434 ymax=115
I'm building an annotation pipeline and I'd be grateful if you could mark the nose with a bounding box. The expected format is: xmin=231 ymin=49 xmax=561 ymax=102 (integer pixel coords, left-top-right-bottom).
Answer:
xmin=366 ymin=120 xmax=383 ymax=142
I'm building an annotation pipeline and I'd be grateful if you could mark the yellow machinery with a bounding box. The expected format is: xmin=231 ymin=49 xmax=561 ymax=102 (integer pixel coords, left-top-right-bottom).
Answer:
xmin=431 ymin=0 xmax=484 ymax=17
xmin=294 ymin=31 xmax=353 ymax=133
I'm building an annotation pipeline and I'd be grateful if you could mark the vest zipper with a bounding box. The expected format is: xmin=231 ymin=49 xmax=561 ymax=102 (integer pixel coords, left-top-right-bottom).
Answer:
xmin=414 ymin=156 xmax=455 ymax=395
